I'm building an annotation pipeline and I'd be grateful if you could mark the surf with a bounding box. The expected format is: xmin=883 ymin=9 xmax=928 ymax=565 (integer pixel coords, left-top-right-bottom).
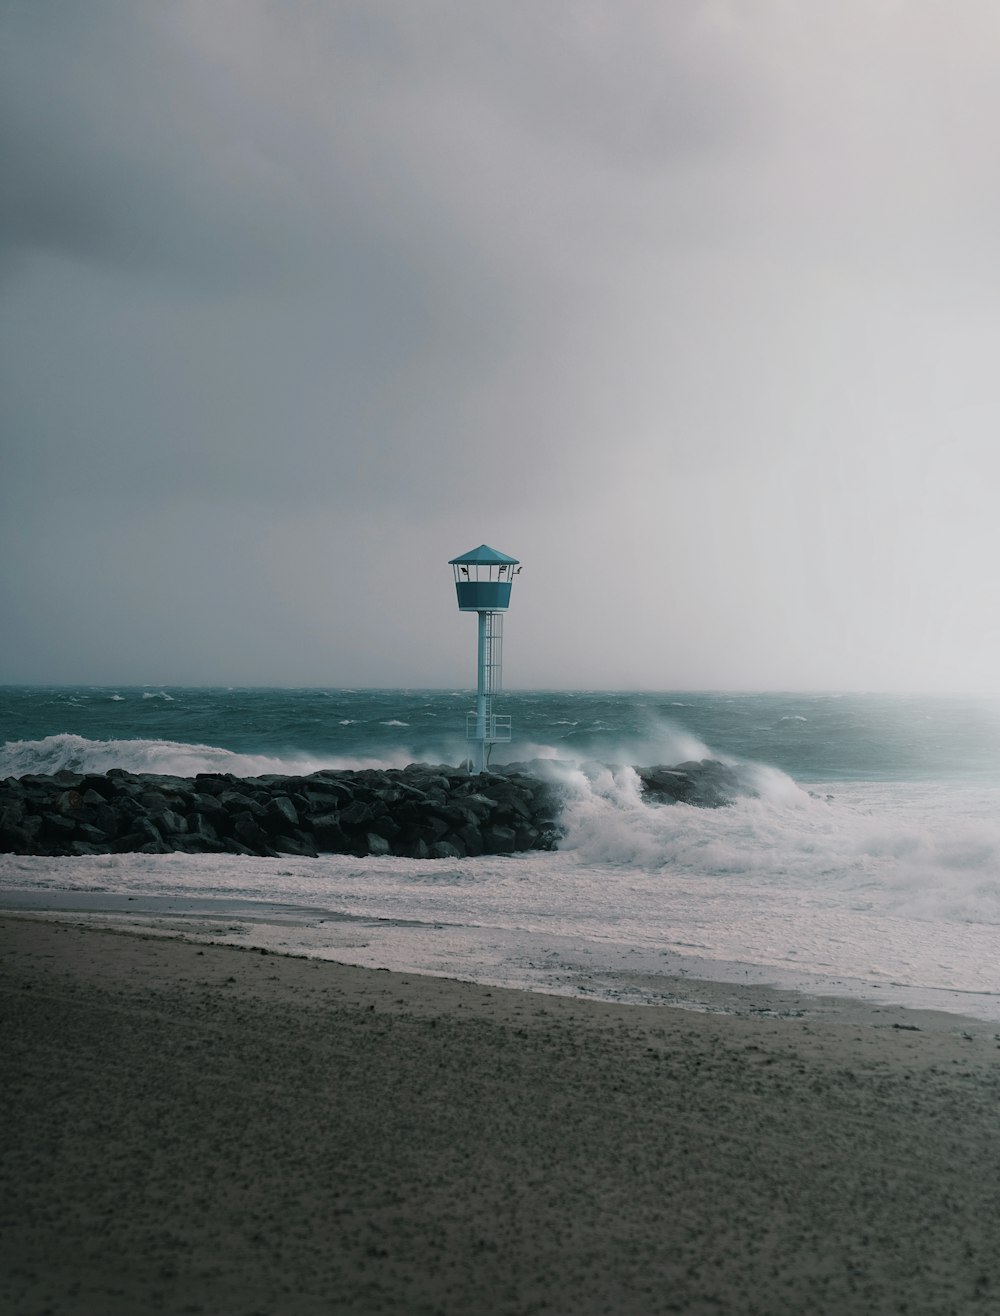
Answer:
xmin=0 ymin=733 xmax=416 ymax=779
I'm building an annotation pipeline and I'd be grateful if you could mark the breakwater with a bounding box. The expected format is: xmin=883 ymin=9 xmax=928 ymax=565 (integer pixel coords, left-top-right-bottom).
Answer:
xmin=0 ymin=759 xmax=753 ymax=859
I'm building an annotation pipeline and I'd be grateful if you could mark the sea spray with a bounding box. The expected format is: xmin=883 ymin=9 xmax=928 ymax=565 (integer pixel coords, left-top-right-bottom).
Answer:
xmin=5 ymin=781 xmax=1000 ymax=1018
xmin=4 ymin=687 xmax=1000 ymax=1018
xmin=0 ymin=733 xmax=420 ymax=779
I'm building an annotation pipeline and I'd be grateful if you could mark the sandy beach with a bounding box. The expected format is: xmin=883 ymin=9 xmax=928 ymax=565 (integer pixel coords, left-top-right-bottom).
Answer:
xmin=3 ymin=915 xmax=1000 ymax=1315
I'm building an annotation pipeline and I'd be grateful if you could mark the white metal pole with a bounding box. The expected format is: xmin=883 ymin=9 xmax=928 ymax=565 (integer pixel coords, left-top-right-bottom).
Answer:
xmin=476 ymin=610 xmax=488 ymax=773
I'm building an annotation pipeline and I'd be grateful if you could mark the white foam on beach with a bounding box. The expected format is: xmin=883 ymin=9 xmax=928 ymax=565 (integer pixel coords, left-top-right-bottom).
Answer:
xmin=4 ymin=711 xmax=999 ymax=1018
xmin=4 ymin=779 xmax=999 ymax=1018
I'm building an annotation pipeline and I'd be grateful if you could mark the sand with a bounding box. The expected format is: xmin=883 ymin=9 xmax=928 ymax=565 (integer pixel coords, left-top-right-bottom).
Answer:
xmin=3 ymin=915 xmax=1000 ymax=1316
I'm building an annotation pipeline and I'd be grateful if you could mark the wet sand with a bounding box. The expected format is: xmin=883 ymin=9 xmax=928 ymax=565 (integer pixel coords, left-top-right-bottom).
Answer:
xmin=3 ymin=914 xmax=1000 ymax=1315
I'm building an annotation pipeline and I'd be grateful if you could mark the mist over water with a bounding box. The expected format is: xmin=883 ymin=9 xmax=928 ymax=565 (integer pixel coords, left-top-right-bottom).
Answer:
xmin=3 ymin=687 xmax=999 ymax=1017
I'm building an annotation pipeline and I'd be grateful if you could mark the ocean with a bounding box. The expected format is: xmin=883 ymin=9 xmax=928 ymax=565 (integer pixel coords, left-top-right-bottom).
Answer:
xmin=3 ymin=686 xmax=1000 ymax=1019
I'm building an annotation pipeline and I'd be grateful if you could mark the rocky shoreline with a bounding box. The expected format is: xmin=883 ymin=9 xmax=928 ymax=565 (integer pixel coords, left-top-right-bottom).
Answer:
xmin=0 ymin=759 xmax=754 ymax=859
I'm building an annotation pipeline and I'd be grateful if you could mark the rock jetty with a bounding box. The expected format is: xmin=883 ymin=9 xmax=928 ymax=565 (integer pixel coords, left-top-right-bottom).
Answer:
xmin=0 ymin=766 xmax=563 ymax=860
xmin=0 ymin=759 xmax=754 ymax=860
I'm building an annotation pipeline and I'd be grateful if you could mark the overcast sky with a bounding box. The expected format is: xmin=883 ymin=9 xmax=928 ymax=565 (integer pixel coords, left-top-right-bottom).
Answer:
xmin=3 ymin=1 xmax=1000 ymax=691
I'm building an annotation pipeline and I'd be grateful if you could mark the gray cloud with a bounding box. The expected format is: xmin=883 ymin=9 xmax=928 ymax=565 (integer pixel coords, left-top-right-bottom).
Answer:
xmin=3 ymin=1 xmax=1000 ymax=689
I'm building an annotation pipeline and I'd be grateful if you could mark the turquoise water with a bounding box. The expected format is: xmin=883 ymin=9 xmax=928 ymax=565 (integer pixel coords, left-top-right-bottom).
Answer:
xmin=4 ymin=686 xmax=1000 ymax=782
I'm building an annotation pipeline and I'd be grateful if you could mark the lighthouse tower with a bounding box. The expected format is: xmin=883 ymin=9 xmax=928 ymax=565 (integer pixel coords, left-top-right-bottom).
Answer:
xmin=448 ymin=543 xmax=520 ymax=774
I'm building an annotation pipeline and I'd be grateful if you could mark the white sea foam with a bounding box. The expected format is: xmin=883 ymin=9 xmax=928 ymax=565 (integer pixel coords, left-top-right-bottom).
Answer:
xmin=5 ymin=690 xmax=1000 ymax=1017
xmin=0 ymin=720 xmax=832 ymax=821
xmin=0 ymin=733 xmax=415 ymax=778
xmin=4 ymin=780 xmax=1000 ymax=1017
xmin=552 ymin=760 xmax=809 ymax=867
xmin=6 ymin=727 xmax=1000 ymax=1001
xmin=504 ymin=720 xmax=717 ymax=772
xmin=554 ymin=773 xmax=1000 ymax=929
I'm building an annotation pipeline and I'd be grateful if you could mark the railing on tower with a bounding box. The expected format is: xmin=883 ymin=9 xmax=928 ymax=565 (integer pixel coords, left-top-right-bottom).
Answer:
xmin=466 ymin=712 xmax=512 ymax=743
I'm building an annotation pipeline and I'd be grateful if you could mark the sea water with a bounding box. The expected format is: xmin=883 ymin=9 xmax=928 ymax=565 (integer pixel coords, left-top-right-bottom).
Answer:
xmin=2 ymin=687 xmax=1000 ymax=1019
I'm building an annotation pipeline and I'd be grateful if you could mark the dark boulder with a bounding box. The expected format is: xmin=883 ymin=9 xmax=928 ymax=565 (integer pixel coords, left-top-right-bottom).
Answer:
xmin=71 ymin=840 xmax=106 ymax=856
xmin=0 ymin=801 xmax=25 ymax=829
xmin=150 ymin=808 xmax=188 ymax=836
xmin=429 ymin=840 xmax=462 ymax=859
xmin=134 ymin=816 xmax=164 ymax=847
xmin=366 ymin=832 xmax=392 ymax=857
xmin=111 ymin=832 xmax=152 ymax=854
xmin=80 ymin=775 xmax=117 ymax=800
xmin=273 ymin=833 xmax=319 ymax=859
xmin=310 ymin=813 xmax=351 ymax=853
xmin=193 ymin=774 xmax=230 ymax=796
xmin=339 ymin=799 xmax=374 ymax=830
xmin=638 ymin=760 xmax=753 ymax=809
xmin=264 ymin=796 xmax=299 ymax=833
xmin=186 ymin=812 xmax=219 ymax=840
xmin=233 ymin=812 xmax=269 ymax=850
xmin=219 ymin=790 xmax=265 ymax=816
xmin=41 ymin=813 xmax=76 ymax=841
xmin=456 ymin=823 xmax=484 ymax=857
xmin=222 ymin=837 xmax=257 ymax=856
xmin=482 ymin=824 xmax=517 ymax=854
xmin=92 ymin=803 xmax=120 ymax=837
xmin=75 ymin=823 xmax=112 ymax=849
xmin=368 ymin=814 xmax=401 ymax=842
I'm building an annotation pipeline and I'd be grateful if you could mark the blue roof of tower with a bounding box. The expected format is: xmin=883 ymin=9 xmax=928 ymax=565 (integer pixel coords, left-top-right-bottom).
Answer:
xmin=448 ymin=544 xmax=519 ymax=565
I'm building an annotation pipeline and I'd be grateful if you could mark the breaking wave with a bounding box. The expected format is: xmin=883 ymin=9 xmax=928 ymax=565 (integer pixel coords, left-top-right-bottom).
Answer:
xmin=4 ymin=735 xmax=1000 ymax=934
xmin=3 ymin=719 xmax=759 ymax=785
xmin=551 ymin=759 xmax=810 ymax=865
xmin=7 ymin=728 xmax=999 ymax=930
xmin=550 ymin=768 xmax=1000 ymax=926
xmin=0 ymin=734 xmax=415 ymax=778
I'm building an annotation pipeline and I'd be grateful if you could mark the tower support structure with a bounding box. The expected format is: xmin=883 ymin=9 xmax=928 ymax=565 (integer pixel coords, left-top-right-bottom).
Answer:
xmin=448 ymin=544 xmax=520 ymax=773
xmin=468 ymin=610 xmax=509 ymax=773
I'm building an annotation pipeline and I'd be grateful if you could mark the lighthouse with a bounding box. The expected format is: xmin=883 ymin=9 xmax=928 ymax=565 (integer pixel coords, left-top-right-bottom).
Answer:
xmin=448 ymin=543 xmax=520 ymax=774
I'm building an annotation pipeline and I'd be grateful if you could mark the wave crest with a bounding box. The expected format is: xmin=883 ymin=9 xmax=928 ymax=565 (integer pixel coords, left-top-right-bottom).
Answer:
xmin=551 ymin=759 xmax=811 ymax=865
xmin=0 ymin=733 xmax=413 ymax=778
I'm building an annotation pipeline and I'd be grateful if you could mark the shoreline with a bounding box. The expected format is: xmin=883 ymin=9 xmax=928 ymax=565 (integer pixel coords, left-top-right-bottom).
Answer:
xmin=4 ymin=880 xmax=999 ymax=1024
xmin=4 ymin=915 xmax=1000 ymax=1314
xmin=7 ymin=900 xmax=994 ymax=1032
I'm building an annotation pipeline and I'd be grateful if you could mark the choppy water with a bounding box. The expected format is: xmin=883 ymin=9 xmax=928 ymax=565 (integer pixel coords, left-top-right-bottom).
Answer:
xmin=5 ymin=686 xmax=1000 ymax=781
xmin=3 ymin=686 xmax=1000 ymax=1018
